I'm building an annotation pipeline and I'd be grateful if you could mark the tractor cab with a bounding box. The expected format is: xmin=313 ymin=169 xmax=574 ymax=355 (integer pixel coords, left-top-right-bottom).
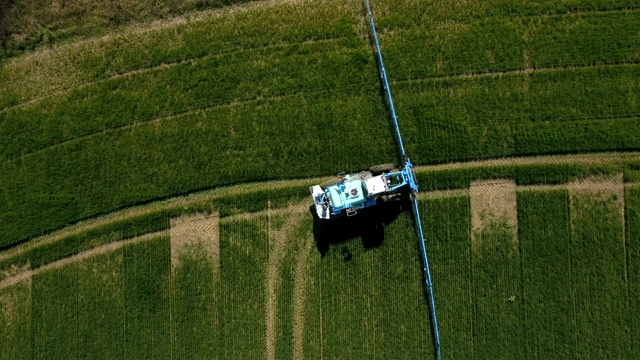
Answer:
xmin=311 ymin=173 xmax=378 ymax=219
xmin=327 ymin=175 xmax=367 ymax=210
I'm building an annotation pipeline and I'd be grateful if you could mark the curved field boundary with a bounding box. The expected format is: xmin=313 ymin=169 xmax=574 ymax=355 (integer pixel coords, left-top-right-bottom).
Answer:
xmin=1 ymin=170 xmax=635 ymax=290
xmin=1 ymin=152 xmax=640 ymax=269
xmin=0 ymin=176 xmax=331 ymax=264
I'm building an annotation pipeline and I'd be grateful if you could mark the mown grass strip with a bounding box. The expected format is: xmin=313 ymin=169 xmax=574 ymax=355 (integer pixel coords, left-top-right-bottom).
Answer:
xmin=421 ymin=196 xmax=474 ymax=359
xmin=518 ymin=190 xmax=575 ymax=358
xmin=570 ymin=191 xmax=629 ymax=358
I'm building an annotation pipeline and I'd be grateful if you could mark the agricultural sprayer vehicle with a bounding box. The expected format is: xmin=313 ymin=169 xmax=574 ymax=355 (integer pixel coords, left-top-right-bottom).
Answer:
xmin=309 ymin=1 xmax=442 ymax=359
xmin=310 ymin=159 xmax=417 ymax=219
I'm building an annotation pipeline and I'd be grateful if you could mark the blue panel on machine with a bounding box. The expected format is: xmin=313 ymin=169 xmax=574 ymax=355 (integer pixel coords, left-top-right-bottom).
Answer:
xmin=328 ymin=180 xmax=365 ymax=209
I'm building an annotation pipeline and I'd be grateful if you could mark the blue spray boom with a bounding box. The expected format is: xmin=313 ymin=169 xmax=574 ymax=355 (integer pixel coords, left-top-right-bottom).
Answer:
xmin=364 ymin=1 xmax=442 ymax=359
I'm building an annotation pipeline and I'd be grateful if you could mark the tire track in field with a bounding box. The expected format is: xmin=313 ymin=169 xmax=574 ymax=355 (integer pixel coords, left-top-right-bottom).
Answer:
xmin=395 ymin=60 xmax=640 ymax=84
xmin=530 ymin=6 xmax=640 ymax=19
xmin=106 ymin=37 xmax=341 ymax=82
xmin=265 ymin=201 xmax=308 ymax=360
xmin=0 ymin=230 xmax=167 ymax=290
xmin=381 ymin=6 xmax=639 ymax=32
xmin=8 ymin=80 xmax=371 ymax=162
xmin=292 ymin=221 xmax=314 ymax=360
xmin=0 ymin=36 xmax=343 ymax=115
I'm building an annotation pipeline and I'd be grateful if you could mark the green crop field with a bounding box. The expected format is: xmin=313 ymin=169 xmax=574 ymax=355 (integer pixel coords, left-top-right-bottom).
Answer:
xmin=4 ymin=184 xmax=639 ymax=359
xmin=1 ymin=0 xmax=639 ymax=358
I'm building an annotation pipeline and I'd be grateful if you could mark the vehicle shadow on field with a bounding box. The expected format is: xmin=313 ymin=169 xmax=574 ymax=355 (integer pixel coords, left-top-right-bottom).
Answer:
xmin=310 ymin=196 xmax=408 ymax=256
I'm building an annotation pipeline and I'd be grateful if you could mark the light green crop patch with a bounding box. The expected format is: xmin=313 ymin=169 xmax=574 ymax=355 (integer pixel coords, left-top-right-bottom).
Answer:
xmin=218 ymin=215 xmax=268 ymax=359
xmin=569 ymin=187 xmax=629 ymax=358
xmin=0 ymin=281 xmax=32 ymax=360
xmin=518 ymin=189 xmax=575 ymax=357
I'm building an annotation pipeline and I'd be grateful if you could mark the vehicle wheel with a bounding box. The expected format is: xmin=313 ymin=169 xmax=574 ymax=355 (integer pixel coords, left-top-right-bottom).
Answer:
xmin=369 ymin=163 xmax=395 ymax=175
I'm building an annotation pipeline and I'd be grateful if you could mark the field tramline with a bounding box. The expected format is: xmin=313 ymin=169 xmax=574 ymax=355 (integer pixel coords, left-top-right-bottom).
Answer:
xmin=0 ymin=0 xmax=639 ymax=358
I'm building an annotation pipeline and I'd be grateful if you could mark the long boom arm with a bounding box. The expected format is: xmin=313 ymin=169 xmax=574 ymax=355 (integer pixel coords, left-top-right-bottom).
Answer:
xmin=364 ymin=0 xmax=406 ymax=159
xmin=364 ymin=1 xmax=442 ymax=359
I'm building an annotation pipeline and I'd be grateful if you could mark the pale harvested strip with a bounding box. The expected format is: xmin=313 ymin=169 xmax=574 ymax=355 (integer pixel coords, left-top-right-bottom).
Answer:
xmin=292 ymin=223 xmax=315 ymax=360
xmin=0 ymin=230 xmax=167 ymax=291
xmin=0 ymin=175 xmax=330 ymax=264
xmin=568 ymin=173 xmax=625 ymax=231
xmin=0 ymin=276 xmax=31 ymax=359
xmin=470 ymin=179 xmax=518 ymax=249
xmin=0 ymin=262 xmax=31 ymax=284
xmin=170 ymin=213 xmax=220 ymax=276
xmin=265 ymin=201 xmax=309 ymax=360
xmin=0 ymin=267 xmax=31 ymax=326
